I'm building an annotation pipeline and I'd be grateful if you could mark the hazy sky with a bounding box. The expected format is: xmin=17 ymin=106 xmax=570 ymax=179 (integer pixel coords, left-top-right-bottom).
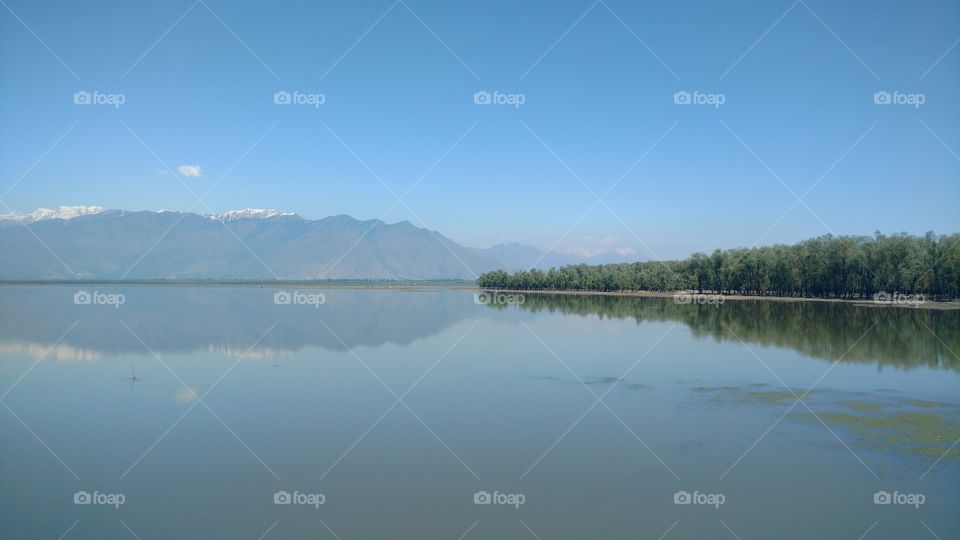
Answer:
xmin=1 ymin=0 xmax=958 ymax=258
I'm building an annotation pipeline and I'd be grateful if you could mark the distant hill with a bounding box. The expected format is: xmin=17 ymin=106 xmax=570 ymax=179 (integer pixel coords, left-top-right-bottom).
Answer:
xmin=0 ymin=207 xmax=641 ymax=280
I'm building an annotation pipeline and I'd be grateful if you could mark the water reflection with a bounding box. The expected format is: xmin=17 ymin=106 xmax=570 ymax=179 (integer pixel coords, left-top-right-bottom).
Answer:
xmin=1 ymin=286 xmax=958 ymax=539
xmin=490 ymin=293 xmax=960 ymax=371
xmin=125 ymin=364 xmax=141 ymax=392
xmin=2 ymin=287 xmax=957 ymax=372
xmin=0 ymin=286 xmax=486 ymax=358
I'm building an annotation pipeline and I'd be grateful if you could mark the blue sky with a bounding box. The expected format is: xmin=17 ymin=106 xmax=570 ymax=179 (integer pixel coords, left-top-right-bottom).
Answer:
xmin=1 ymin=0 xmax=958 ymax=258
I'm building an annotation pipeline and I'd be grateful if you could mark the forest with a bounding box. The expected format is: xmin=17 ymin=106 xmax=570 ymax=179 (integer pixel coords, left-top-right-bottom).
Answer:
xmin=476 ymin=232 xmax=960 ymax=301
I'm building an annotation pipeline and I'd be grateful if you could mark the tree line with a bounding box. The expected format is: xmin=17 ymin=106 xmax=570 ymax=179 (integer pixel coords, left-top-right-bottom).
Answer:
xmin=477 ymin=232 xmax=960 ymax=301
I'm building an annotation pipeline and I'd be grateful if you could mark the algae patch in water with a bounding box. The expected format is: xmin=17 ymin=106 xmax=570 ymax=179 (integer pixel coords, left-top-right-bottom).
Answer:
xmin=899 ymin=398 xmax=960 ymax=409
xmin=525 ymin=374 xmax=622 ymax=386
xmin=691 ymin=385 xmax=740 ymax=394
xmin=585 ymin=376 xmax=619 ymax=385
xmin=692 ymin=385 xmax=815 ymax=406
xmin=691 ymin=384 xmax=960 ymax=462
xmin=839 ymin=399 xmax=885 ymax=413
xmin=792 ymin=410 xmax=960 ymax=461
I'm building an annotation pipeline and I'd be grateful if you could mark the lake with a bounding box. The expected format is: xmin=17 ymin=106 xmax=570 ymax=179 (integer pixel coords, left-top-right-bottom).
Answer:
xmin=0 ymin=286 xmax=958 ymax=539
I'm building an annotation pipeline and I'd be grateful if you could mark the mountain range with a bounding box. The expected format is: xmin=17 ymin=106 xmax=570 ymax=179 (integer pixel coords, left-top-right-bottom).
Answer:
xmin=0 ymin=206 xmax=641 ymax=280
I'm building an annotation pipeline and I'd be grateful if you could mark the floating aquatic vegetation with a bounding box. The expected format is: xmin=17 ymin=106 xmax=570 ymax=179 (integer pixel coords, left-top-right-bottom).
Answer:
xmin=585 ymin=376 xmax=619 ymax=385
xmin=691 ymin=384 xmax=960 ymax=463
xmin=692 ymin=385 xmax=818 ymax=406
xmin=791 ymin=409 xmax=960 ymax=461
xmin=524 ymin=374 xmax=621 ymax=386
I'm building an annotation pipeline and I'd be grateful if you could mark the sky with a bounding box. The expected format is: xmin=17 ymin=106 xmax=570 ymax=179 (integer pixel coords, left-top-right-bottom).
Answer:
xmin=1 ymin=0 xmax=958 ymax=259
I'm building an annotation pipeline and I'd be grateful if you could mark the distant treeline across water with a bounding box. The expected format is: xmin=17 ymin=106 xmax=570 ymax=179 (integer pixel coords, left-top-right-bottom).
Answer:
xmin=477 ymin=232 xmax=960 ymax=301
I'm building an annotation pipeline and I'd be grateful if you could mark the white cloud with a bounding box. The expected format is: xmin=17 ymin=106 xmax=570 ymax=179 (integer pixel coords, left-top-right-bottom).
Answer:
xmin=176 ymin=164 xmax=203 ymax=178
xmin=566 ymin=247 xmax=607 ymax=258
xmin=176 ymin=387 xmax=199 ymax=403
xmin=562 ymin=235 xmax=637 ymax=259
xmin=600 ymin=235 xmax=620 ymax=245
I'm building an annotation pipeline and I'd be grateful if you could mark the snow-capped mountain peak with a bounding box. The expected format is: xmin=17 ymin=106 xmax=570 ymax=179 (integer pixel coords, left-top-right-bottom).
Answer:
xmin=0 ymin=205 xmax=105 ymax=223
xmin=208 ymin=209 xmax=297 ymax=222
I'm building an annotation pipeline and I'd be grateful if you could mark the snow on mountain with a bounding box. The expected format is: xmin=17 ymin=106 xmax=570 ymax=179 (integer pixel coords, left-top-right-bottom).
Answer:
xmin=0 ymin=205 xmax=105 ymax=223
xmin=0 ymin=206 xmax=302 ymax=226
xmin=0 ymin=206 xmax=644 ymax=279
xmin=208 ymin=209 xmax=297 ymax=222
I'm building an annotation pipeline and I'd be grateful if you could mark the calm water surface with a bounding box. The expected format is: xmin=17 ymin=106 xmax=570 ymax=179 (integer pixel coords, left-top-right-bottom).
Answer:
xmin=0 ymin=286 xmax=958 ymax=539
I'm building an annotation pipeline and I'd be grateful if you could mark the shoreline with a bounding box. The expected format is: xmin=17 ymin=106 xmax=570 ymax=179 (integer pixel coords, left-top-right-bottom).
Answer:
xmin=471 ymin=288 xmax=960 ymax=310
xmin=1 ymin=281 xmax=957 ymax=310
xmin=0 ymin=280 xmax=465 ymax=290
